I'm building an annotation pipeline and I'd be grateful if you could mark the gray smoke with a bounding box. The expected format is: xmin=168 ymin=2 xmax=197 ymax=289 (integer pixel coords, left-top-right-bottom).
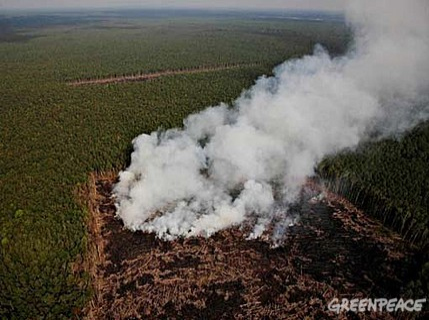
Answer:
xmin=113 ymin=0 xmax=429 ymax=240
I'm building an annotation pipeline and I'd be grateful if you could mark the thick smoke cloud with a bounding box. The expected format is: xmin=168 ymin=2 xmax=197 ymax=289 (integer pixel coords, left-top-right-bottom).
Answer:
xmin=114 ymin=0 xmax=429 ymax=240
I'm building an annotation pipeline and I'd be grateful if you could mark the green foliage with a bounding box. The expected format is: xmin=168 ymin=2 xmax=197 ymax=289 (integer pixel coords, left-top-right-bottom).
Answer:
xmin=0 ymin=12 xmax=350 ymax=318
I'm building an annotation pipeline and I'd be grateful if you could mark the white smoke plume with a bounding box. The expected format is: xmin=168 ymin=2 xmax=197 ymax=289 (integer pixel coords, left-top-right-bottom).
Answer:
xmin=114 ymin=0 xmax=429 ymax=240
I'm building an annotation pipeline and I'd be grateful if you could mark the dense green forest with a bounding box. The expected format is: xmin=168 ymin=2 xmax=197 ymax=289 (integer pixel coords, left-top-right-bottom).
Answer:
xmin=0 ymin=10 xmax=350 ymax=318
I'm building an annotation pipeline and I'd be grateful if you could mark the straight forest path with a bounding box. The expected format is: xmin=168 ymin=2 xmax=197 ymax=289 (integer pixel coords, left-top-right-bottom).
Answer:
xmin=68 ymin=63 xmax=261 ymax=86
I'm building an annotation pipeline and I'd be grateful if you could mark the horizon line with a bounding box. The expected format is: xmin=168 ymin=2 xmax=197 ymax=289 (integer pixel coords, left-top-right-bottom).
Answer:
xmin=0 ymin=5 xmax=344 ymax=15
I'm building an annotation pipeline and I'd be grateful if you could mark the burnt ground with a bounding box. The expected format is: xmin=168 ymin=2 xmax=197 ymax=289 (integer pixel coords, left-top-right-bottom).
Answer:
xmin=81 ymin=173 xmax=426 ymax=319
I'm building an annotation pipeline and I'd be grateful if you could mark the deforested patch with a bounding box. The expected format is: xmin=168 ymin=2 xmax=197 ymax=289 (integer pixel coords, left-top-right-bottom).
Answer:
xmin=82 ymin=171 xmax=422 ymax=319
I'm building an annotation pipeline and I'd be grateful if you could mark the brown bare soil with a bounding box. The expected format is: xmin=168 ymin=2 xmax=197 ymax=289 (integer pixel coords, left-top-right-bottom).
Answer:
xmin=80 ymin=173 xmax=424 ymax=319
xmin=68 ymin=63 xmax=261 ymax=86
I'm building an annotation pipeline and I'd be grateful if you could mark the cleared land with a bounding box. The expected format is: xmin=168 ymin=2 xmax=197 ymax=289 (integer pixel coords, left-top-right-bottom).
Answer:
xmin=80 ymin=173 xmax=424 ymax=319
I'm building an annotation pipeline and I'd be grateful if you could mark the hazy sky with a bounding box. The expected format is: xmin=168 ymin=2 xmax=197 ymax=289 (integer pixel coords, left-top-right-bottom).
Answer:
xmin=0 ymin=0 xmax=345 ymax=11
